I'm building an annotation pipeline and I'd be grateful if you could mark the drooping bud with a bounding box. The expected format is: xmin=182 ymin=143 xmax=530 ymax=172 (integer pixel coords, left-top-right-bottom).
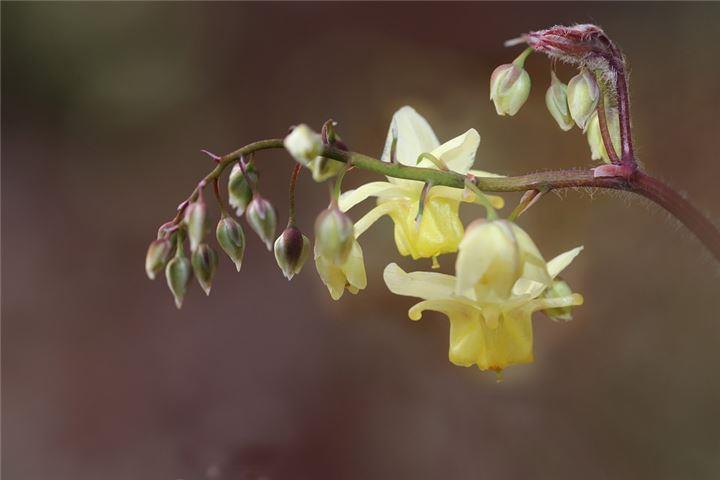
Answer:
xmin=191 ymin=243 xmax=218 ymax=296
xmin=542 ymin=279 xmax=576 ymax=321
xmin=545 ymin=71 xmax=574 ymax=131
xmin=489 ymin=49 xmax=532 ymax=116
xmin=165 ymin=248 xmax=192 ymax=309
xmin=184 ymin=199 xmax=207 ymax=251
xmin=284 ymin=124 xmax=323 ymax=166
xmin=308 ymin=157 xmax=345 ymax=182
xmin=216 ymin=216 xmax=246 ymax=271
xmin=586 ymin=107 xmax=621 ymax=163
xmin=145 ymin=237 xmax=172 ymax=280
xmin=246 ymin=195 xmax=277 ymax=250
xmin=314 ymin=206 xmax=354 ymax=264
xmin=274 ymin=226 xmax=310 ymax=280
xmin=228 ymin=163 xmax=257 ymax=216
xmin=566 ymin=69 xmax=600 ymax=130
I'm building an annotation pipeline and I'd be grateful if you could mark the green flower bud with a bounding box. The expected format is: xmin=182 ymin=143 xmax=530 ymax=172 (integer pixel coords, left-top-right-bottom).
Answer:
xmin=490 ymin=61 xmax=531 ymax=116
xmin=567 ymin=69 xmax=600 ymax=130
xmin=545 ymin=71 xmax=574 ymax=131
xmin=216 ymin=216 xmax=246 ymax=272
xmin=166 ymin=249 xmax=192 ymax=309
xmin=145 ymin=237 xmax=172 ymax=280
xmin=191 ymin=243 xmax=218 ymax=296
xmin=228 ymin=163 xmax=257 ymax=216
xmin=184 ymin=200 xmax=207 ymax=252
xmin=308 ymin=157 xmax=345 ymax=182
xmin=314 ymin=206 xmax=354 ymax=264
xmin=586 ymin=108 xmax=620 ymax=163
xmin=542 ymin=279 xmax=576 ymax=321
xmin=274 ymin=226 xmax=310 ymax=280
xmin=284 ymin=124 xmax=323 ymax=166
xmin=246 ymin=195 xmax=277 ymax=250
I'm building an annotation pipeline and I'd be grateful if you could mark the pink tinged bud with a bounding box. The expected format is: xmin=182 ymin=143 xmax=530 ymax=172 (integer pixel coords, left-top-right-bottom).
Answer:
xmin=527 ymin=24 xmax=610 ymax=64
xmin=273 ymin=226 xmax=310 ymax=280
xmin=145 ymin=238 xmax=172 ymax=280
xmin=566 ymin=69 xmax=600 ymax=130
xmin=166 ymin=251 xmax=192 ymax=309
xmin=489 ymin=63 xmax=531 ymax=116
xmin=184 ymin=200 xmax=207 ymax=252
xmin=545 ymin=72 xmax=574 ymax=131
xmin=191 ymin=243 xmax=218 ymax=296
xmin=216 ymin=216 xmax=246 ymax=272
xmin=246 ymin=195 xmax=277 ymax=250
xmin=314 ymin=206 xmax=354 ymax=264
xmin=228 ymin=163 xmax=257 ymax=216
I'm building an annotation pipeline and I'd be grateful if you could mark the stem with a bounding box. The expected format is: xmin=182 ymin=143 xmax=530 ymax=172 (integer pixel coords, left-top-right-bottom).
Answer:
xmin=595 ymin=77 xmax=620 ymax=165
xmin=287 ymin=163 xmax=301 ymax=227
xmin=613 ymin=65 xmax=635 ymax=166
xmin=212 ymin=178 xmax=230 ymax=217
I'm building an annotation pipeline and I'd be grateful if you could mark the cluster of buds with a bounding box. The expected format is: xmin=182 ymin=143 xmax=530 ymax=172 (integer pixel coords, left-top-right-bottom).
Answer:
xmin=490 ymin=31 xmax=621 ymax=165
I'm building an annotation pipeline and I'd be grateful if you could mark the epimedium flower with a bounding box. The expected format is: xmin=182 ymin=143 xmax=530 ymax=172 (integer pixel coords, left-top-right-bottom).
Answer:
xmin=383 ymin=219 xmax=584 ymax=372
xmin=489 ymin=48 xmax=532 ymax=117
xmin=314 ymin=239 xmax=367 ymax=301
xmin=338 ymin=106 xmax=504 ymax=263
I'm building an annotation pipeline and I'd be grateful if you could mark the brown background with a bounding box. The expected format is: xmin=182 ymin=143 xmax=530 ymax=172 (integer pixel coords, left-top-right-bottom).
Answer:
xmin=3 ymin=3 xmax=720 ymax=479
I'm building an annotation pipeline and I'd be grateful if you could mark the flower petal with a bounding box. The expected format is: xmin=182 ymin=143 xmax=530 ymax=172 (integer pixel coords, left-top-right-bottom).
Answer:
xmin=338 ymin=181 xmax=402 ymax=212
xmin=428 ymin=128 xmax=480 ymax=174
xmin=381 ymin=106 xmax=440 ymax=166
xmin=383 ymin=263 xmax=456 ymax=301
xmin=353 ymin=202 xmax=397 ymax=238
xmin=546 ymin=246 xmax=584 ymax=278
xmin=341 ymin=241 xmax=367 ymax=292
xmin=430 ymin=185 xmax=505 ymax=209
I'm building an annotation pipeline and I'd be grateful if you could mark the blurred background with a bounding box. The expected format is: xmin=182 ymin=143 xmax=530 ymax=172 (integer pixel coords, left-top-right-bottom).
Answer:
xmin=3 ymin=3 xmax=720 ymax=479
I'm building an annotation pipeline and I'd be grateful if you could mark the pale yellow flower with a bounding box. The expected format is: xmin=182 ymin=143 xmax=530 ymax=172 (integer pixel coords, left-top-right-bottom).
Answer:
xmin=339 ymin=106 xmax=503 ymax=261
xmin=315 ymin=240 xmax=367 ymax=300
xmin=383 ymin=219 xmax=583 ymax=371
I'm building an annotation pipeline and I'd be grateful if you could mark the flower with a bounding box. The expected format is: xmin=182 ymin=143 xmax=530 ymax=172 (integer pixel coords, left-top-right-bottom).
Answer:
xmin=567 ymin=69 xmax=600 ymax=130
xmin=284 ymin=124 xmax=323 ymax=165
xmin=315 ymin=239 xmax=367 ymax=300
xmin=274 ymin=226 xmax=310 ymax=280
xmin=383 ymin=219 xmax=583 ymax=371
xmin=490 ymin=62 xmax=531 ymax=116
xmin=339 ymin=106 xmax=503 ymax=262
xmin=545 ymin=71 xmax=574 ymax=131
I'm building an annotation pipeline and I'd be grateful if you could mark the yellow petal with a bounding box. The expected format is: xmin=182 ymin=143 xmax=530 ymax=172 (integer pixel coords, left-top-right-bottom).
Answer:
xmin=546 ymin=246 xmax=584 ymax=278
xmin=383 ymin=263 xmax=456 ymax=300
xmin=354 ymin=202 xmax=397 ymax=239
xmin=338 ymin=181 xmax=401 ymax=212
xmin=341 ymin=241 xmax=367 ymax=292
xmin=427 ymin=128 xmax=480 ymax=174
xmin=380 ymin=106 xmax=440 ymax=166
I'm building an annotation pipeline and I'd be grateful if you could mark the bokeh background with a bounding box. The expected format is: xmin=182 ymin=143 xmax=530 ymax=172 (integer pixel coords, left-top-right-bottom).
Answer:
xmin=3 ymin=3 xmax=720 ymax=479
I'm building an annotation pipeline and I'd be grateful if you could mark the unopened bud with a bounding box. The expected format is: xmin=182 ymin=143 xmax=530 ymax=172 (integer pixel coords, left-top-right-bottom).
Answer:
xmin=566 ymin=69 xmax=600 ymax=130
xmin=545 ymin=71 xmax=574 ymax=131
xmin=166 ymin=251 xmax=192 ymax=309
xmin=542 ymin=279 xmax=575 ymax=321
xmin=314 ymin=206 xmax=354 ymax=264
xmin=246 ymin=195 xmax=277 ymax=250
xmin=308 ymin=157 xmax=344 ymax=182
xmin=216 ymin=216 xmax=246 ymax=272
xmin=228 ymin=163 xmax=257 ymax=216
xmin=274 ymin=226 xmax=310 ymax=280
xmin=586 ymin=108 xmax=620 ymax=163
xmin=284 ymin=124 xmax=323 ymax=166
xmin=191 ymin=243 xmax=218 ymax=296
xmin=145 ymin=237 xmax=172 ymax=280
xmin=184 ymin=200 xmax=207 ymax=251
xmin=490 ymin=53 xmax=531 ymax=116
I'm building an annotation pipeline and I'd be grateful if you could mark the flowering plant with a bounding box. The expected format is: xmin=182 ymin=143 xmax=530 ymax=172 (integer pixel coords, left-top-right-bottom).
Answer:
xmin=145 ymin=24 xmax=719 ymax=374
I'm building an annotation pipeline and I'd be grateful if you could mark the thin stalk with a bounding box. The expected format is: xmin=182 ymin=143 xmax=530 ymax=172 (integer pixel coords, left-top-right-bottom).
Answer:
xmin=287 ymin=163 xmax=301 ymax=227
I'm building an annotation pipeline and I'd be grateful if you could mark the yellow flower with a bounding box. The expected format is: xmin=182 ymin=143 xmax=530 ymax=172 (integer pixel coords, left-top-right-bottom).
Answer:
xmin=315 ymin=240 xmax=367 ymax=300
xmin=339 ymin=106 xmax=504 ymax=261
xmin=383 ymin=219 xmax=584 ymax=371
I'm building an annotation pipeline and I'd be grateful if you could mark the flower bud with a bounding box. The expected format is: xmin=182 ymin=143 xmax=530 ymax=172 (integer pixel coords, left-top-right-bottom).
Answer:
xmin=545 ymin=71 xmax=574 ymax=131
xmin=227 ymin=163 xmax=257 ymax=216
xmin=586 ymin=108 xmax=621 ymax=163
xmin=566 ymin=69 xmax=600 ymax=129
xmin=274 ymin=226 xmax=310 ymax=280
xmin=166 ymin=251 xmax=192 ymax=309
xmin=145 ymin=237 xmax=172 ymax=280
xmin=216 ymin=216 xmax=246 ymax=271
xmin=191 ymin=243 xmax=218 ymax=296
xmin=184 ymin=200 xmax=207 ymax=252
xmin=542 ymin=279 xmax=575 ymax=321
xmin=308 ymin=157 xmax=344 ymax=182
xmin=490 ymin=63 xmax=531 ymax=116
xmin=246 ymin=195 xmax=277 ymax=250
xmin=284 ymin=124 xmax=323 ymax=166
xmin=314 ymin=206 xmax=354 ymax=264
